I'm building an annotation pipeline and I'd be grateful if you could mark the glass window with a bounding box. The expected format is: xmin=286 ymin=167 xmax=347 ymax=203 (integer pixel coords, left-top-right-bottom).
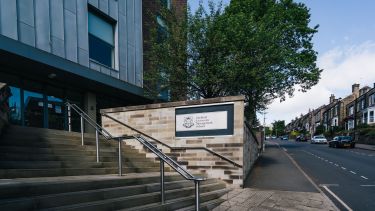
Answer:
xmin=370 ymin=111 xmax=374 ymax=123
xmin=47 ymin=96 xmax=65 ymax=130
xmin=88 ymin=12 xmax=114 ymax=67
xmin=157 ymin=16 xmax=168 ymax=42
xmin=363 ymin=112 xmax=368 ymax=123
xmin=24 ymin=90 xmax=44 ymax=128
xmin=160 ymin=0 xmax=171 ymax=9
xmin=5 ymin=86 xmax=22 ymax=125
xmin=369 ymin=94 xmax=375 ymax=106
xmin=349 ymin=106 xmax=354 ymax=115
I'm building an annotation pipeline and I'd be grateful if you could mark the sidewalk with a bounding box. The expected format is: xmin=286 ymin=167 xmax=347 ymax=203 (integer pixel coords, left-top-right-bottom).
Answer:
xmin=213 ymin=188 xmax=336 ymax=211
xmin=356 ymin=143 xmax=375 ymax=151
xmin=212 ymin=141 xmax=338 ymax=211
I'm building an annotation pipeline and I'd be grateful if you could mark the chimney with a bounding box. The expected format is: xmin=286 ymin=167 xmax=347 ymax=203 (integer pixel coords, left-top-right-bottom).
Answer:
xmin=329 ymin=94 xmax=335 ymax=104
xmin=352 ymin=83 xmax=360 ymax=96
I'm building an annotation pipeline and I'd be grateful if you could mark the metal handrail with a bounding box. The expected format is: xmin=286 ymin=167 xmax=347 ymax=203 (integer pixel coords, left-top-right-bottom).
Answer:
xmin=103 ymin=113 xmax=243 ymax=168
xmin=131 ymin=135 xmax=205 ymax=209
xmin=66 ymin=103 xmax=204 ymax=210
xmin=66 ymin=102 xmax=126 ymax=175
xmin=66 ymin=102 xmax=113 ymax=139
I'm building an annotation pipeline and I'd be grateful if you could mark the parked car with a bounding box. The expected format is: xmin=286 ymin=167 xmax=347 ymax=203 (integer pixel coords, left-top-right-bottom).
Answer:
xmin=281 ymin=135 xmax=288 ymax=141
xmin=328 ymin=136 xmax=355 ymax=148
xmin=311 ymin=135 xmax=327 ymax=144
xmin=271 ymin=136 xmax=277 ymax=139
xmin=296 ymin=135 xmax=307 ymax=142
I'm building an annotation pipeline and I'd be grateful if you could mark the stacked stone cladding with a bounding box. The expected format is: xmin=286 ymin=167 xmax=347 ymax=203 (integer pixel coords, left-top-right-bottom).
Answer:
xmin=101 ymin=96 xmax=255 ymax=187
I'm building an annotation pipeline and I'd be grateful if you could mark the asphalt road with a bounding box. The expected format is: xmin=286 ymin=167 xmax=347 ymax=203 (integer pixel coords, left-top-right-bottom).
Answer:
xmin=275 ymin=139 xmax=375 ymax=211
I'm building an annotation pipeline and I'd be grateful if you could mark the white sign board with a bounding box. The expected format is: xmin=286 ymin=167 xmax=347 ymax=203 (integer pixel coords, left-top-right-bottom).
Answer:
xmin=176 ymin=111 xmax=228 ymax=132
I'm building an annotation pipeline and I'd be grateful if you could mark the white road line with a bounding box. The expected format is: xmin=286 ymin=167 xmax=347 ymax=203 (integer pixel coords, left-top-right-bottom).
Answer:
xmin=329 ymin=161 xmax=333 ymax=164
xmin=322 ymin=185 xmax=353 ymax=211
xmin=334 ymin=164 xmax=339 ymax=167
xmin=350 ymin=171 xmax=356 ymax=175
xmin=282 ymin=147 xmax=287 ymax=152
xmin=325 ymin=160 xmax=328 ymax=162
xmin=361 ymin=176 xmax=369 ymax=180
xmin=341 ymin=167 xmax=346 ymax=170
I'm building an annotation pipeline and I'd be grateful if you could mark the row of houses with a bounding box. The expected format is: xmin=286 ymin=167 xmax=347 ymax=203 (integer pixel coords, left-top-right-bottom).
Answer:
xmin=286 ymin=83 xmax=375 ymax=135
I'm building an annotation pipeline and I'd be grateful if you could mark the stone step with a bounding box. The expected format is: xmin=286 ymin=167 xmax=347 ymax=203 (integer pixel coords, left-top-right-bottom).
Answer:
xmin=0 ymin=173 xmax=187 ymax=199
xmin=175 ymin=198 xmax=227 ymax=211
xmin=0 ymin=179 xmax=221 ymax=210
xmin=0 ymin=167 xmax=162 ymax=179
xmin=0 ymin=135 xmax=126 ymax=150
xmin=35 ymin=183 xmax=226 ymax=211
xmin=0 ymin=138 xmax=116 ymax=148
xmin=0 ymin=160 xmax=160 ymax=169
xmin=123 ymin=188 xmax=229 ymax=211
xmin=0 ymin=146 xmax=143 ymax=157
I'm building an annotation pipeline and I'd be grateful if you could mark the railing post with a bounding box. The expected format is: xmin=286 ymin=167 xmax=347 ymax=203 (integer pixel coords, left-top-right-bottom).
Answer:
xmin=118 ymin=138 xmax=122 ymax=176
xmin=80 ymin=115 xmax=84 ymax=146
xmin=160 ymin=159 xmax=165 ymax=204
xmin=195 ymin=180 xmax=200 ymax=211
xmin=67 ymin=104 xmax=72 ymax=132
xmin=96 ymin=130 xmax=99 ymax=163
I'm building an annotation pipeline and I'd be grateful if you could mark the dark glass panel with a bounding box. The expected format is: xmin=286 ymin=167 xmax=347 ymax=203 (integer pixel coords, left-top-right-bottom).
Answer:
xmin=24 ymin=90 xmax=44 ymax=128
xmin=89 ymin=34 xmax=113 ymax=67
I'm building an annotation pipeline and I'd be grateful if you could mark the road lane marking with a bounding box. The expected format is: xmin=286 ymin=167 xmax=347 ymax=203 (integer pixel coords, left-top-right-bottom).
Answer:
xmin=325 ymin=160 xmax=328 ymax=162
xmin=350 ymin=171 xmax=356 ymax=174
xmin=361 ymin=176 xmax=369 ymax=180
xmin=320 ymin=184 xmax=339 ymax=187
xmin=360 ymin=185 xmax=375 ymax=187
xmin=334 ymin=164 xmax=339 ymax=167
xmin=341 ymin=167 xmax=346 ymax=170
xmin=322 ymin=185 xmax=353 ymax=211
xmin=329 ymin=161 xmax=333 ymax=164
xmin=282 ymin=147 xmax=287 ymax=152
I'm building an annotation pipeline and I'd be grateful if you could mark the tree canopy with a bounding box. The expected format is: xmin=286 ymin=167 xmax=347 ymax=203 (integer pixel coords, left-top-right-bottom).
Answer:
xmin=145 ymin=0 xmax=321 ymax=124
xmin=272 ymin=120 xmax=286 ymax=136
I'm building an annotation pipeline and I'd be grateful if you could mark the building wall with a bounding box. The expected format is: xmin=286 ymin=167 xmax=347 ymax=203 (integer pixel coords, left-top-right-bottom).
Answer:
xmin=101 ymin=96 xmax=258 ymax=187
xmin=0 ymin=0 xmax=142 ymax=87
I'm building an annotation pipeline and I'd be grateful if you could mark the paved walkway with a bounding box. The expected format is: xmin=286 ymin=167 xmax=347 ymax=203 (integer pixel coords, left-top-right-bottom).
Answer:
xmin=212 ymin=141 xmax=338 ymax=211
xmin=213 ymin=188 xmax=337 ymax=211
xmin=356 ymin=143 xmax=375 ymax=151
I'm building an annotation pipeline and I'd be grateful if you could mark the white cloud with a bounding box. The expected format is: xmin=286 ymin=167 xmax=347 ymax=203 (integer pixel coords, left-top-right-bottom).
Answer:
xmin=265 ymin=41 xmax=375 ymax=125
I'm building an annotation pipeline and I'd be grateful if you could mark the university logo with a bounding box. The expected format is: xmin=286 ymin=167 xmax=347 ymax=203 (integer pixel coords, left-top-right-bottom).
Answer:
xmin=182 ymin=116 xmax=194 ymax=128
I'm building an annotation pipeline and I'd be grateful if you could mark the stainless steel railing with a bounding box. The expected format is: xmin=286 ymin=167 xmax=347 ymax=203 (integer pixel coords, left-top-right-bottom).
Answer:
xmin=66 ymin=102 xmax=205 ymax=210
xmin=66 ymin=102 xmax=126 ymax=175
xmin=103 ymin=113 xmax=243 ymax=168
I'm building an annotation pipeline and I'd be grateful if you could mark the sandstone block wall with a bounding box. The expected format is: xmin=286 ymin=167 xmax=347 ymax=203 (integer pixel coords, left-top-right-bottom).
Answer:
xmin=101 ymin=96 xmax=260 ymax=187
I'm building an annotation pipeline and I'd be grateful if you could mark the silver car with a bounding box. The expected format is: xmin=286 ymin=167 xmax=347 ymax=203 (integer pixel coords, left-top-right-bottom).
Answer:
xmin=311 ymin=135 xmax=327 ymax=144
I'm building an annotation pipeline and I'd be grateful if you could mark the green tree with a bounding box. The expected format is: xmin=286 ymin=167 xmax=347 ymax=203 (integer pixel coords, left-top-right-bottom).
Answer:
xmin=144 ymin=3 xmax=189 ymax=101
xmin=146 ymin=0 xmax=321 ymax=124
xmin=219 ymin=0 xmax=321 ymax=122
xmin=272 ymin=120 xmax=286 ymax=136
xmin=314 ymin=125 xmax=325 ymax=135
xmin=265 ymin=126 xmax=272 ymax=136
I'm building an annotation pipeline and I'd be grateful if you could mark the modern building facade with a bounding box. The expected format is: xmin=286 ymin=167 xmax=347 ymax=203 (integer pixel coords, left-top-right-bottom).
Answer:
xmin=0 ymin=0 xmax=153 ymax=132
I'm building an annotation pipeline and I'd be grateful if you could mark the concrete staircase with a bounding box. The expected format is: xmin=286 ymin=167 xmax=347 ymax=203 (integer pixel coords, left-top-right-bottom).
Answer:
xmin=0 ymin=125 xmax=229 ymax=210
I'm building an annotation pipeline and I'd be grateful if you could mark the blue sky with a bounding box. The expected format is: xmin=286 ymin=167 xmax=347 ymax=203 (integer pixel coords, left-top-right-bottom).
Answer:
xmin=189 ymin=0 xmax=375 ymax=125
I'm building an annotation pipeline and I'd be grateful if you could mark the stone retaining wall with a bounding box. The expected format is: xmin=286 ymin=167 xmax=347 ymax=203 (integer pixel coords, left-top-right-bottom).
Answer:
xmin=101 ymin=96 xmax=261 ymax=187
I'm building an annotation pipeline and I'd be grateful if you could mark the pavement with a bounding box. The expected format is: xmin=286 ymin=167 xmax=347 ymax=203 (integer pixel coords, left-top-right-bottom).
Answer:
xmin=213 ymin=141 xmax=338 ymax=211
xmin=356 ymin=143 xmax=375 ymax=151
